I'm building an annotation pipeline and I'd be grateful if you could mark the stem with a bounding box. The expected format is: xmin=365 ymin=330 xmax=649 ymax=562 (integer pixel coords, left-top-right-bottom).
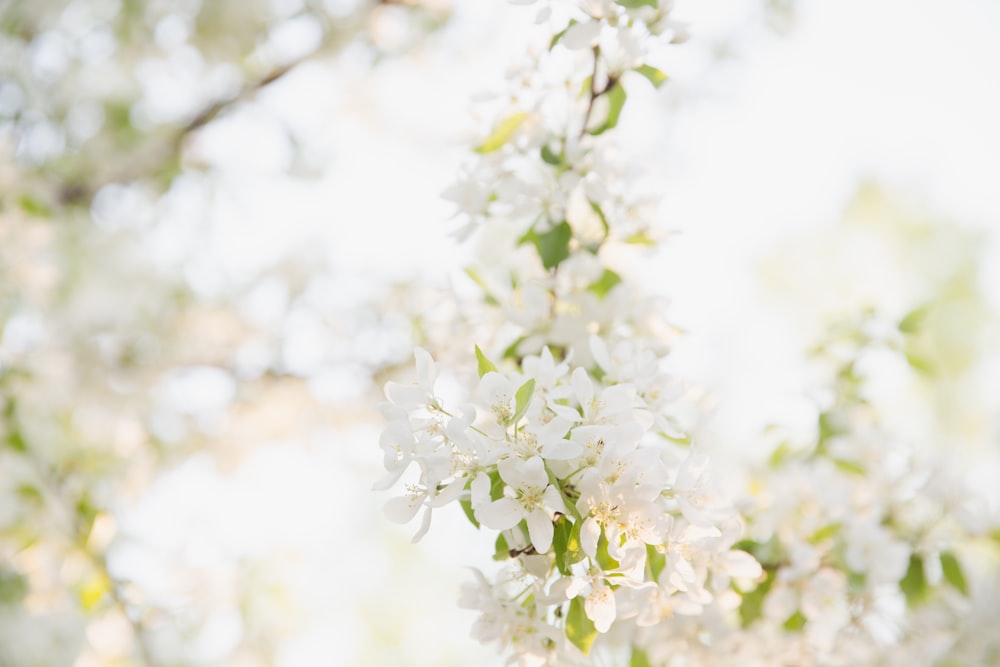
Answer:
xmin=579 ymin=46 xmax=602 ymax=139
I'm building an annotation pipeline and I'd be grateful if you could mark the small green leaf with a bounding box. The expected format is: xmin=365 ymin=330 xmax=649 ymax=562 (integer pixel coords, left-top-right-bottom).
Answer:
xmin=633 ymin=64 xmax=668 ymax=88
xmin=464 ymin=267 xmax=499 ymax=306
xmin=475 ymin=112 xmax=528 ymax=153
xmin=547 ymin=467 xmax=583 ymax=521
xmin=78 ymin=571 xmax=110 ymax=612
xmin=940 ymin=551 xmax=968 ymax=596
xmin=646 ymin=544 xmax=665 ymax=580
xmin=900 ymin=554 xmax=928 ymax=607
xmin=899 ymin=305 xmax=931 ymax=334
xmin=522 ymin=221 xmax=573 ymax=270
xmin=596 ymin=530 xmax=620 ymax=571
xmin=18 ymin=195 xmax=51 ymax=217
xmin=783 ymin=610 xmax=807 ymax=631
xmin=541 ymin=144 xmax=564 ymax=166
xmin=768 ymin=442 xmax=792 ymax=468
xmin=494 ymin=532 xmax=510 ymax=561
xmin=6 ymin=429 xmax=26 ymax=453
xmin=832 ymin=458 xmax=865 ymax=476
xmin=630 ymin=648 xmax=653 ymax=667
xmin=807 ymin=523 xmax=841 ymax=544
xmin=738 ymin=568 xmax=774 ymax=627
xmin=502 ymin=336 xmax=528 ymax=361
xmin=488 ymin=468 xmax=505 ymax=501
xmin=553 ymin=516 xmax=585 ymax=575
xmin=589 ymin=82 xmax=627 ymax=136
xmin=512 ymin=378 xmax=536 ymax=425
xmin=905 ymin=350 xmax=935 ymax=375
xmin=566 ymin=595 xmax=598 ymax=654
xmin=624 ymin=231 xmax=656 ymax=246
xmin=588 ymin=269 xmax=622 ymax=299
xmin=475 ymin=345 xmax=498 ymax=378
xmin=460 ymin=497 xmax=480 ymax=529
xmin=550 ymin=19 xmax=577 ymax=50
xmin=0 ymin=569 xmax=28 ymax=606
xmin=589 ymin=201 xmax=610 ymax=237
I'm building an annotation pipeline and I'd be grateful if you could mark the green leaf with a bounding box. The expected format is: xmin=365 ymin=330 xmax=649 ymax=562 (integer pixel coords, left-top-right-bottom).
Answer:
xmin=738 ymin=568 xmax=774 ymax=627
xmin=521 ymin=221 xmax=573 ymax=271
xmin=494 ymin=532 xmax=510 ymax=561
xmin=832 ymin=458 xmax=865 ymax=476
xmin=589 ymin=200 xmax=610 ymax=237
xmin=899 ymin=305 xmax=931 ymax=334
xmin=900 ymin=554 xmax=928 ymax=607
xmin=630 ymin=648 xmax=653 ymax=667
xmin=0 ymin=569 xmax=28 ymax=606
xmin=769 ymin=442 xmax=792 ymax=468
xmin=553 ymin=516 xmax=585 ymax=575
xmin=460 ymin=497 xmax=480 ymax=529
xmin=550 ymin=19 xmax=577 ymax=50
xmin=847 ymin=570 xmax=868 ymax=593
xmin=464 ymin=267 xmax=500 ymax=306
xmin=783 ymin=610 xmax=807 ymax=631
xmin=566 ymin=595 xmax=598 ymax=654
xmin=502 ymin=336 xmax=528 ymax=361
xmin=512 ymin=378 xmax=536 ymax=425
xmin=646 ymin=544 xmax=665 ymax=580
xmin=624 ymin=231 xmax=656 ymax=246
xmin=78 ymin=571 xmax=110 ymax=612
xmin=588 ymin=269 xmax=622 ymax=299
xmin=616 ymin=0 xmax=657 ymax=7
xmin=940 ymin=551 xmax=968 ymax=596
xmin=633 ymin=64 xmax=668 ymax=88
xmin=6 ymin=429 xmax=26 ymax=453
xmin=588 ymin=82 xmax=627 ymax=136
xmin=807 ymin=523 xmax=841 ymax=544
xmin=18 ymin=195 xmax=51 ymax=217
xmin=547 ymin=467 xmax=583 ymax=521
xmin=475 ymin=345 xmax=498 ymax=378
xmin=595 ymin=530 xmax=620 ymax=571
xmin=475 ymin=112 xmax=528 ymax=153
xmin=541 ymin=144 xmax=564 ymax=166
xmin=905 ymin=350 xmax=935 ymax=375
xmin=488 ymin=469 xmax=505 ymax=501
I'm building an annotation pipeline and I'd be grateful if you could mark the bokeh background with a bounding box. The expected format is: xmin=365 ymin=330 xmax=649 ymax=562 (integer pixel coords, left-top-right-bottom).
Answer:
xmin=1 ymin=0 xmax=998 ymax=664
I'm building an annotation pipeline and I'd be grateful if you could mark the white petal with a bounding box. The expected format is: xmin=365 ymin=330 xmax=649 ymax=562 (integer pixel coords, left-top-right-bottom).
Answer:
xmin=548 ymin=401 xmax=582 ymax=422
xmin=542 ymin=485 xmax=566 ymax=515
xmin=499 ymin=455 xmax=547 ymax=488
xmin=571 ymin=367 xmax=594 ymax=411
xmin=526 ymin=510 xmax=554 ymax=553
xmin=383 ymin=495 xmax=422 ymax=524
xmin=471 ymin=471 xmax=491 ymax=506
xmin=581 ymin=517 xmax=601 ymax=558
xmin=480 ymin=372 xmax=514 ymax=408
xmin=385 ymin=382 xmax=427 ymax=408
xmin=541 ymin=439 xmax=582 ymax=460
xmin=719 ymin=550 xmax=762 ymax=579
xmin=430 ymin=478 xmax=466 ymax=507
xmin=589 ymin=335 xmax=611 ymax=373
xmin=372 ymin=465 xmax=407 ymax=491
xmin=476 ymin=498 xmax=523 ymax=531
xmin=413 ymin=347 xmax=436 ymax=389
xmin=411 ymin=507 xmax=433 ymax=542
xmin=563 ymin=21 xmax=601 ymax=50
xmin=585 ymin=582 xmax=616 ymax=633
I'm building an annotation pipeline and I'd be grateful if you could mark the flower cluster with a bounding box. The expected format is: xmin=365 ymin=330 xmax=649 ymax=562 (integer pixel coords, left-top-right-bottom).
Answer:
xmin=377 ymin=2 xmax=767 ymax=664
xmin=380 ymin=341 xmax=760 ymax=663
